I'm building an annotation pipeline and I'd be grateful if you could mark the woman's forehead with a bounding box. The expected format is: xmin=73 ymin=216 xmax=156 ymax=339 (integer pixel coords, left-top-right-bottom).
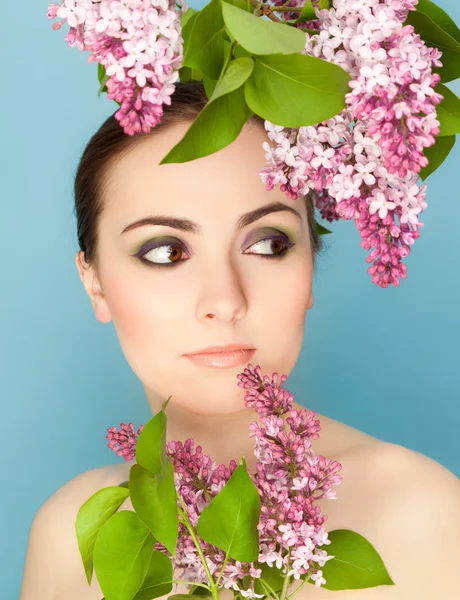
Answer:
xmin=102 ymin=124 xmax=298 ymax=226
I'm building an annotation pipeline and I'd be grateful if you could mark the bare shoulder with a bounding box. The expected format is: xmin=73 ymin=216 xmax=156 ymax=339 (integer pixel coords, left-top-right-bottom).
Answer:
xmin=20 ymin=463 xmax=121 ymax=600
xmin=308 ymin=439 xmax=460 ymax=599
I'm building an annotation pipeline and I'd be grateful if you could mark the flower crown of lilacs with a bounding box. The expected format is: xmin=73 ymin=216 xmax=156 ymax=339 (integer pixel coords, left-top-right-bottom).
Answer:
xmin=47 ymin=0 xmax=460 ymax=288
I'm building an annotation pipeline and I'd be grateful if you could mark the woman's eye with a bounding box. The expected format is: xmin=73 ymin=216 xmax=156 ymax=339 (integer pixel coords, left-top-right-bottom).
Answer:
xmin=245 ymin=235 xmax=293 ymax=258
xmin=138 ymin=243 xmax=187 ymax=266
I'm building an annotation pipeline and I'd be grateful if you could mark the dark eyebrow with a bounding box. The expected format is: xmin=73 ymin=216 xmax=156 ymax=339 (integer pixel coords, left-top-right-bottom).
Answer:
xmin=120 ymin=201 xmax=302 ymax=235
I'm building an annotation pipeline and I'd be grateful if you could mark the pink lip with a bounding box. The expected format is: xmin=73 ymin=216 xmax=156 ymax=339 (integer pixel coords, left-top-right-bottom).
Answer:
xmin=184 ymin=348 xmax=256 ymax=368
xmin=184 ymin=343 xmax=255 ymax=356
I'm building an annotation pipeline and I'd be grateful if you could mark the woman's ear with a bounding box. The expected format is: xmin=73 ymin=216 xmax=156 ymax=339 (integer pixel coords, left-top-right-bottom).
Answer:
xmin=74 ymin=251 xmax=112 ymax=324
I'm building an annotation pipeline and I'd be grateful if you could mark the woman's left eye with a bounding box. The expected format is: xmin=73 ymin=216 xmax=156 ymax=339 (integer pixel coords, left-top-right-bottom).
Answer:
xmin=245 ymin=235 xmax=295 ymax=259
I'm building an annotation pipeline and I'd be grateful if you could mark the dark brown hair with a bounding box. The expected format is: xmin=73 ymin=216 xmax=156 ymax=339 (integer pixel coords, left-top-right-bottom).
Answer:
xmin=74 ymin=80 xmax=323 ymax=275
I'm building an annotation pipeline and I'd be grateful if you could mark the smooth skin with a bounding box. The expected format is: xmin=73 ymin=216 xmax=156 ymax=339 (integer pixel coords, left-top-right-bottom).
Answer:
xmin=20 ymin=121 xmax=460 ymax=600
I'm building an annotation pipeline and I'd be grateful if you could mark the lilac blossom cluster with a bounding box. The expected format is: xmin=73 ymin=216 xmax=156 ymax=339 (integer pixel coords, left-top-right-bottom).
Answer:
xmin=107 ymin=364 xmax=343 ymax=596
xmin=261 ymin=0 xmax=444 ymax=288
xmin=47 ymin=0 xmax=187 ymax=135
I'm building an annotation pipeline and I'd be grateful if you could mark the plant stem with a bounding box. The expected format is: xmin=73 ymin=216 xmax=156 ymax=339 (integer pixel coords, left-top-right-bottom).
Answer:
xmin=279 ymin=561 xmax=291 ymax=600
xmin=247 ymin=0 xmax=283 ymax=22
xmin=214 ymin=551 xmax=230 ymax=588
xmin=258 ymin=577 xmax=279 ymax=600
xmin=177 ymin=498 xmax=219 ymax=600
xmin=285 ymin=574 xmax=312 ymax=600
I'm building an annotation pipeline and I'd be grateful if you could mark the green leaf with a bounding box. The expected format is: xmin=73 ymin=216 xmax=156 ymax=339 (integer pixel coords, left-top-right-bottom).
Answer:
xmin=129 ymin=460 xmax=179 ymax=558
xmin=319 ymin=0 xmax=331 ymax=9
xmin=118 ymin=480 xmax=129 ymax=489
xmin=132 ymin=550 xmax=173 ymax=600
xmin=419 ymin=134 xmax=456 ymax=180
xmin=180 ymin=6 xmax=199 ymax=29
xmin=98 ymin=62 xmax=105 ymax=85
xmin=93 ymin=511 xmax=155 ymax=600
xmin=306 ymin=529 xmax=394 ymax=591
xmin=210 ymin=57 xmax=254 ymax=102
xmin=435 ymin=83 xmax=460 ymax=135
xmin=97 ymin=63 xmax=109 ymax=98
xmin=294 ymin=0 xmax=316 ymax=23
xmin=316 ymin=222 xmax=333 ymax=236
xmin=182 ymin=0 xmax=226 ymax=79
xmin=168 ymin=596 xmax=200 ymax=600
xmin=75 ymin=486 xmax=129 ymax=586
xmin=415 ymin=0 xmax=460 ymax=44
xmin=253 ymin=563 xmax=284 ymax=595
xmin=221 ymin=0 xmax=307 ymax=55
xmin=244 ymin=53 xmax=351 ymax=128
xmin=404 ymin=10 xmax=460 ymax=82
xmin=159 ymin=84 xmax=254 ymax=164
xmin=135 ymin=409 xmax=167 ymax=475
xmin=196 ymin=458 xmax=261 ymax=562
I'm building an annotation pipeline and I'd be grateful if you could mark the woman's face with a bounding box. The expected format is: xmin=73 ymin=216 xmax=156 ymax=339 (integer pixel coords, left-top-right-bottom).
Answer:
xmin=76 ymin=121 xmax=315 ymax=416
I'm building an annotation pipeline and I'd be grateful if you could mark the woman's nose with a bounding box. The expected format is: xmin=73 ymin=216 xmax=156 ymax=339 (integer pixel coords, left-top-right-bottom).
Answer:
xmin=196 ymin=260 xmax=248 ymax=324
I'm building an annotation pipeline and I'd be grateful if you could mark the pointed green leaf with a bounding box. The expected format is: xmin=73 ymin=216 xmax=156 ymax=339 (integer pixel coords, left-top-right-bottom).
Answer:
xmin=97 ymin=63 xmax=109 ymax=98
xmin=135 ymin=410 xmax=167 ymax=475
xmin=404 ymin=10 xmax=460 ymax=83
xmin=93 ymin=511 xmax=155 ymax=600
xmin=161 ymin=397 xmax=171 ymax=411
xmin=294 ymin=0 xmax=316 ymax=23
xmin=316 ymin=223 xmax=333 ymax=236
xmin=98 ymin=62 xmax=105 ymax=85
xmin=221 ymin=0 xmax=307 ymax=55
xmin=132 ymin=550 xmax=173 ymax=600
xmin=419 ymin=134 xmax=456 ymax=180
xmin=182 ymin=0 xmax=226 ymax=80
xmin=305 ymin=529 xmax=394 ymax=591
xmin=435 ymin=83 xmax=460 ymax=135
xmin=415 ymin=0 xmax=460 ymax=44
xmin=129 ymin=461 xmax=179 ymax=558
xmin=196 ymin=462 xmax=261 ymax=562
xmin=244 ymin=53 xmax=351 ymax=128
xmin=210 ymin=57 xmax=254 ymax=102
xmin=118 ymin=480 xmax=129 ymax=489
xmin=75 ymin=486 xmax=129 ymax=586
xmin=159 ymin=84 xmax=254 ymax=164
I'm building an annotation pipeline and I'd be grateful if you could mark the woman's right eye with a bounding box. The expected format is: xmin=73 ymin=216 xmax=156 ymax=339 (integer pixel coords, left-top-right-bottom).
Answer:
xmin=136 ymin=242 xmax=187 ymax=268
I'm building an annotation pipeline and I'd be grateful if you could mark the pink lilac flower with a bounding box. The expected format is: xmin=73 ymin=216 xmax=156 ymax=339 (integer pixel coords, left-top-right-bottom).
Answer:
xmin=261 ymin=0 xmax=444 ymax=288
xmin=107 ymin=364 xmax=343 ymax=591
xmin=47 ymin=0 xmax=187 ymax=135
xmin=106 ymin=421 xmax=144 ymax=461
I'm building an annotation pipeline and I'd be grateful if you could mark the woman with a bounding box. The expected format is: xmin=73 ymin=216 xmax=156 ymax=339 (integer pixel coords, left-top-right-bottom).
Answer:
xmin=20 ymin=81 xmax=460 ymax=600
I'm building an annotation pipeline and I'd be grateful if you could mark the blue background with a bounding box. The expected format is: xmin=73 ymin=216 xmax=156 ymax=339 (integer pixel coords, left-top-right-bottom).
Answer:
xmin=2 ymin=0 xmax=459 ymax=597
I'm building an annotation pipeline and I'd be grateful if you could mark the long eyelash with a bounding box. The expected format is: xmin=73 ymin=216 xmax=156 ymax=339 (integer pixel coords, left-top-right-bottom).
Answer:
xmin=135 ymin=236 xmax=295 ymax=269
